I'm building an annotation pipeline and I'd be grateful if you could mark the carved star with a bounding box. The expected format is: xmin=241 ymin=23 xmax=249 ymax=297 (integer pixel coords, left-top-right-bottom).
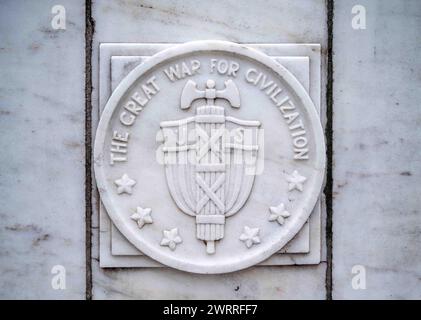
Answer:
xmin=286 ymin=170 xmax=307 ymax=192
xmin=130 ymin=206 xmax=153 ymax=229
xmin=269 ymin=203 xmax=291 ymax=225
xmin=239 ymin=226 xmax=260 ymax=248
xmin=160 ymin=228 xmax=182 ymax=251
xmin=114 ymin=174 xmax=136 ymax=194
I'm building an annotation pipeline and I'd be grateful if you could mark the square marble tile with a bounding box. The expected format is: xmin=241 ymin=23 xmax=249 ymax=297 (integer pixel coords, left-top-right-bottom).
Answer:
xmin=97 ymin=43 xmax=323 ymax=268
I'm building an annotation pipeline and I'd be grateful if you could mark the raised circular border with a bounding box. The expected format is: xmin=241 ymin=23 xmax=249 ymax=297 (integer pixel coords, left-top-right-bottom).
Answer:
xmin=94 ymin=40 xmax=326 ymax=274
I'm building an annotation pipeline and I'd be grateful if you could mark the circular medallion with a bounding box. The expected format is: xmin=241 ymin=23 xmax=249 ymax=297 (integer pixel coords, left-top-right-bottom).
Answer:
xmin=94 ymin=40 xmax=325 ymax=273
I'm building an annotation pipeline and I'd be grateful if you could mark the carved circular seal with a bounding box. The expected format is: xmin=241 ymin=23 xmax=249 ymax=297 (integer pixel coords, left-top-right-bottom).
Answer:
xmin=94 ymin=40 xmax=325 ymax=273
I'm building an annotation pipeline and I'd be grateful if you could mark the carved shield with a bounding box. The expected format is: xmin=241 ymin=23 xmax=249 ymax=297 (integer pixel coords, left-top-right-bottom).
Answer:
xmin=160 ymin=102 xmax=261 ymax=254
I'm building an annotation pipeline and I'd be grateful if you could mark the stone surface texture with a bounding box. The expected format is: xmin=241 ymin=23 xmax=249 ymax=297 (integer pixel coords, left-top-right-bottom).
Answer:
xmin=1 ymin=0 xmax=420 ymax=300
xmin=91 ymin=0 xmax=327 ymax=299
xmin=0 ymin=0 xmax=86 ymax=299
xmin=98 ymin=44 xmax=323 ymax=269
xmin=332 ymin=0 xmax=421 ymax=299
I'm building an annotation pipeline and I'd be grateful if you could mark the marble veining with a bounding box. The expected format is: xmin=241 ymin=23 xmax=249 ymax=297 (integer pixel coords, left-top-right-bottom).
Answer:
xmin=332 ymin=0 xmax=421 ymax=299
xmin=0 ymin=0 xmax=86 ymax=299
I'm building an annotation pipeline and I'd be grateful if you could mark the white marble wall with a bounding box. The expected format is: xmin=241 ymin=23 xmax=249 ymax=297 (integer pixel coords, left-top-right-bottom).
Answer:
xmin=2 ymin=0 xmax=419 ymax=300
xmin=332 ymin=0 xmax=421 ymax=299
xmin=0 ymin=0 xmax=85 ymax=299
xmin=91 ymin=0 xmax=328 ymax=299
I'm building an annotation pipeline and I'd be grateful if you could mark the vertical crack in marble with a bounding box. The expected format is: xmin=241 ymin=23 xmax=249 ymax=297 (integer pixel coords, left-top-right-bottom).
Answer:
xmin=85 ymin=0 xmax=95 ymax=301
xmin=324 ymin=0 xmax=334 ymax=300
